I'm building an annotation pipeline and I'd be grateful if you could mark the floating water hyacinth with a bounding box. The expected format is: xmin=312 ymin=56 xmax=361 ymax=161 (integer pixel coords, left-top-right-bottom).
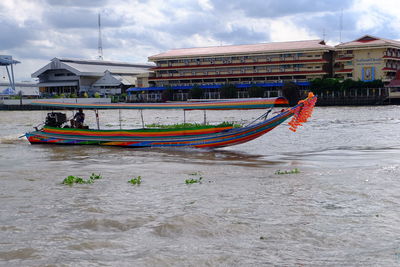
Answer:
xmin=185 ymin=177 xmax=202 ymax=184
xmin=275 ymin=168 xmax=300 ymax=175
xmin=128 ymin=176 xmax=142 ymax=185
xmin=62 ymin=173 xmax=102 ymax=185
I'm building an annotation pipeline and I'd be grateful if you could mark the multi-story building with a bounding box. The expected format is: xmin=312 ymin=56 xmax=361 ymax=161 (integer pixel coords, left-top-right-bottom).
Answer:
xmin=146 ymin=40 xmax=334 ymax=99
xmin=334 ymin=35 xmax=400 ymax=83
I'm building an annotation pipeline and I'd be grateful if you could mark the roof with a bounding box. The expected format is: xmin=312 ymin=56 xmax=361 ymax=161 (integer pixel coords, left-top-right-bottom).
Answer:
xmin=30 ymin=97 xmax=289 ymax=110
xmin=92 ymin=71 xmax=138 ymax=86
xmin=149 ymin=40 xmax=333 ymax=60
xmin=127 ymin=81 xmax=311 ymax=92
xmin=0 ymin=55 xmax=20 ymax=66
xmin=335 ymin=35 xmax=400 ymax=49
xmin=32 ymin=58 xmax=154 ymax=78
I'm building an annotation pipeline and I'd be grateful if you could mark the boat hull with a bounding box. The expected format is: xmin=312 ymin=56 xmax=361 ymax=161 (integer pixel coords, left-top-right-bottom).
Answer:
xmin=26 ymin=111 xmax=293 ymax=148
xmin=25 ymin=95 xmax=317 ymax=149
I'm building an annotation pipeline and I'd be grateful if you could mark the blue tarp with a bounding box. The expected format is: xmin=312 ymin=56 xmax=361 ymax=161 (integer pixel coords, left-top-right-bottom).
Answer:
xmin=127 ymin=82 xmax=310 ymax=93
xmin=0 ymin=87 xmax=16 ymax=95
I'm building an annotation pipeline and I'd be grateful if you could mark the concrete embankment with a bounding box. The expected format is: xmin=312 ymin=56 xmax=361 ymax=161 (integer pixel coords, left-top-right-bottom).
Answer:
xmin=0 ymin=98 xmax=112 ymax=110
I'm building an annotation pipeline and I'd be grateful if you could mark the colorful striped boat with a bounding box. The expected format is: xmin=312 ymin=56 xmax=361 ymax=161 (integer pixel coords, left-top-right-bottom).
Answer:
xmin=25 ymin=94 xmax=317 ymax=148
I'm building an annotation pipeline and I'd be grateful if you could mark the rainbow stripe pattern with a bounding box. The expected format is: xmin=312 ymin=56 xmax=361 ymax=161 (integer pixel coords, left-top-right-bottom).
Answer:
xmin=30 ymin=97 xmax=288 ymax=110
xmin=26 ymin=96 xmax=316 ymax=148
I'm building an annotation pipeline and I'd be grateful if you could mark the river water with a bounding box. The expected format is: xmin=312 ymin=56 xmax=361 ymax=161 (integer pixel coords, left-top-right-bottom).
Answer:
xmin=1 ymin=106 xmax=400 ymax=266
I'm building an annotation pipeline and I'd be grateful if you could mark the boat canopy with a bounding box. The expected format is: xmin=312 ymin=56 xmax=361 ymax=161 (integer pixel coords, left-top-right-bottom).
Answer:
xmin=30 ymin=97 xmax=289 ymax=110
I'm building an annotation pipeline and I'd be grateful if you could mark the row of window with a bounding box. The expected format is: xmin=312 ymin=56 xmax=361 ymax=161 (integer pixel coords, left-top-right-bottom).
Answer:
xmin=157 ymin=65 xmax=322 ymax=77
xmin=53 ymin=73 xmax=75 ymax=77
xmin=157 ymin=53 xmax=321 ymax=67
xmin=385 ymin=49 xmax=400 ymax=58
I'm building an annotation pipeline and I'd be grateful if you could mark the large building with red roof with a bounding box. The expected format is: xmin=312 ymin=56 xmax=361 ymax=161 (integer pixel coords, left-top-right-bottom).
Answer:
xmin=126 ymin=35 xmax=400 ymax=101
xmin=145 ymin=39 xmax=333 ymax=99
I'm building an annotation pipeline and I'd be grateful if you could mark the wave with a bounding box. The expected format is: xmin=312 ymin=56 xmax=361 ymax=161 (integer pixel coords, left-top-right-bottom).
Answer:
xmin=0 ymin=134 xmax=27 ymax=144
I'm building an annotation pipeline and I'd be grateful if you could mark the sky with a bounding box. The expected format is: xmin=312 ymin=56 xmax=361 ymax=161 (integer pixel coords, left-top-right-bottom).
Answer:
xmin=1 ymin=0 xmax=399 ymax=82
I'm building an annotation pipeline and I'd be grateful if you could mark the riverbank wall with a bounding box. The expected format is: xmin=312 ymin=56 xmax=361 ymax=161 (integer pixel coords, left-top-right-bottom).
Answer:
xmin=0 ymin=98 xmax=112 ymax=110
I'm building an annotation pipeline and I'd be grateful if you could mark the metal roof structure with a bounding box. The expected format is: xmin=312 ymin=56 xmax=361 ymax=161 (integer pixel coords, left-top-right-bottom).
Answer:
xmin=149 ymin=40 xmax=333 ymax=60
xmin=30 ymin=97 xmax=289 ymax=110
xmin=0 ymin=55 xmax=20 ymax=91
xmin=32 ymin=57 xmax=154 ymax=78
xmin=92 ymin=71 xmax=138 ymax=87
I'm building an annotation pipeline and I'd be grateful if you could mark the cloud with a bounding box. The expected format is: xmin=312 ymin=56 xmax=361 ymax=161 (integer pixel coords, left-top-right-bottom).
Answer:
xmin=0 ymin=20 xmax=35 ymax=49
xmin=44 ymin=7 xmax=124 ymax=29
xmin=213 ymin=0 xmax=354 ymax=18
xmin=1 ymin=0 xmax=400 ymax=82
xmin=44 ymin=0 xmax=110 ymax=7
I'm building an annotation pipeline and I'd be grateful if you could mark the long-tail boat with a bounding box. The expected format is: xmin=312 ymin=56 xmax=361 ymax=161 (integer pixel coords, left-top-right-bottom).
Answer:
xmin=24 ymin=93 xmax=316 ymax=148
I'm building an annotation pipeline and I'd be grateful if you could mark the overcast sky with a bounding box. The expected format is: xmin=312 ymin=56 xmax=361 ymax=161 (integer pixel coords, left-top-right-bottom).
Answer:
xmin=1 ymin=0 xmax=399 ymax=82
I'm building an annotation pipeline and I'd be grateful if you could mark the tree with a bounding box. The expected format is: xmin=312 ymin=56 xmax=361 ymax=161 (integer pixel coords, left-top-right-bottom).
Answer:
xmin=220 ymin=84 xmax=237 ymax=98
xmin=282 ymin=82 xmax=300 ymax=106
xmin=247 ymin=85 xmax=265 ymax=97
xmin=161 ymin=86 xmax=174 ymax=101
xmin=190 ymin=85 xmax=203 ymax=99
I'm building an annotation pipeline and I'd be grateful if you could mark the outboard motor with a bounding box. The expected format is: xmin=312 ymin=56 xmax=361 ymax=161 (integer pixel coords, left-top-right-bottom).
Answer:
xmin=45 ymin=112 xmax=67 ymax=127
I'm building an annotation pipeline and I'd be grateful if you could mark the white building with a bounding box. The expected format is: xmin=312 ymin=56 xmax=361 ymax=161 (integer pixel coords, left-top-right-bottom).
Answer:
xmin=31 ymin=58 xmax=154 ymax=96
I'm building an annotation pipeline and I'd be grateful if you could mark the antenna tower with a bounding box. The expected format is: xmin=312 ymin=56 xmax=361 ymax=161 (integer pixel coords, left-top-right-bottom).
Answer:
xmin=98 ymin=13 xmax=103 ymax=60
xmin=339 ymin=9 xmax=343 ymax=43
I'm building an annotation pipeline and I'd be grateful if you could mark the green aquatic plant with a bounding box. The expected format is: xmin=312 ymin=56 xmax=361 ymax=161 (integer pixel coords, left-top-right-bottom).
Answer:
xmin=62 ymin=173 xmax=102 ymax=185
xmin=128 ymin=176 xmax=142 ymax=185
xmin=89 ymin=173 xmax=102 ymax=180
xmin=62 ymin=175 xmax=87 ymax=185
xmin=185 ymin=177 xmax=202 ymax=184
xmin=145 ymin=121 xmax=242 ymax=129
xmin=275 ymin=168 xmax=300 ymax=175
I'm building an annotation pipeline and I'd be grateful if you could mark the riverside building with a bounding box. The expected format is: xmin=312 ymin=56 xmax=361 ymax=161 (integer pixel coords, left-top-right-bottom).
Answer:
xmin=32 ymin=58 xmax=153 ymax=97
xmin=142 ymin=40 xmax=334 ymax=100
xmin=334 ymin=35 xmax=400 ymax=82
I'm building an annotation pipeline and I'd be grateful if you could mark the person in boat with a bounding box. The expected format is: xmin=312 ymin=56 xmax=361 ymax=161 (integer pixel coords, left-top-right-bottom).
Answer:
xmin=71 ymin=108 xmax=85 ymax=128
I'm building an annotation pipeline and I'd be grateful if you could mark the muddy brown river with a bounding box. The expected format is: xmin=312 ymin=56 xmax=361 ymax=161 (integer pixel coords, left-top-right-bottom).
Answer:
xmin=1 ymin=106 xmax=400 ymax=266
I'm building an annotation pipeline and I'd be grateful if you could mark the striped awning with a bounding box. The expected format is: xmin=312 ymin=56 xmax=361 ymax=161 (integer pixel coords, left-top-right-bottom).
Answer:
xmin=30 ymin=97 xmax=289 ymax=110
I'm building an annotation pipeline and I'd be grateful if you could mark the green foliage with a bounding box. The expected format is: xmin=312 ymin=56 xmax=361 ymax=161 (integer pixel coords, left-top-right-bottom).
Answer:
xmin=310 ymin=78 xmax=384 ymax=94
xmin=128 ymin=176 xmax=142 ymax=185
xmin=220 ymin=84 xmax=238 ymax=98
xmin=70 ymin=93 xmax=77 ymax=98
xmin=90 ymin=173 xmax=102 ymax=180
xmin=94 ymin=92 xmax=101 ymax=98
xmin=282 ymin=82 xmax=300 ymax=106
xmin=161 ymin=86 xmax=174 ymax=101
xmin=62 ymin=173 xmax=102 ymax=185
xmin=145 ymin=121 xmax=242 ymax=129
xmin=247 ymin=85 xmax=265 ymax=98
xmin=185 ymin=177 xmax=202 ymax=184
xmin=190 ymin=85 xmax=204 ymax=99
xmin=275 ymin=168 xmax=300 ymax=175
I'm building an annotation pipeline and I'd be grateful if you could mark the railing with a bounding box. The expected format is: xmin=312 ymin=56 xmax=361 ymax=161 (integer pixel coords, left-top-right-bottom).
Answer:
xmin=316 ymin=88 xmax=389 ymax=105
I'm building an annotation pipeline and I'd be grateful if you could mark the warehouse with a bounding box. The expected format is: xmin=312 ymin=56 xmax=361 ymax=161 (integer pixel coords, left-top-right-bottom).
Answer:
xmin=32 ymin=58 xmax=154 ymax=97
